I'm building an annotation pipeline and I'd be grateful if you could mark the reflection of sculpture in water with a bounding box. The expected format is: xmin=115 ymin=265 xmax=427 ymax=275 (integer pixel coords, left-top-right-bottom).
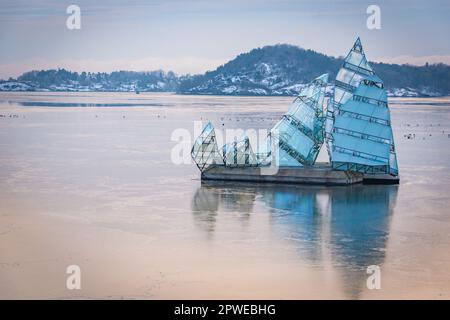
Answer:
xmin=328 ymin=186 xmax=397 ymax=297
xmin=191 ymin=181 xmax=398 ymax=298
xmin=191 ymin=183 xmax=255 ymax=236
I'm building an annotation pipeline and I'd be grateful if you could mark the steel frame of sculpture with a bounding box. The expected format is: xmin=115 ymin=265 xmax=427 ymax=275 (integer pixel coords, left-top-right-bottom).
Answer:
xmin=222 ymin=136 xmax=258 ymax=167
xmin=325 ymin=38 xmax=399 ymax=176
xmin=269 ymin=73 xmax=329 ymax=166
xmin=191 ymin=122 xmax=224 ymax=172
xmin=191 ymin=38 xmax=399 ymax=178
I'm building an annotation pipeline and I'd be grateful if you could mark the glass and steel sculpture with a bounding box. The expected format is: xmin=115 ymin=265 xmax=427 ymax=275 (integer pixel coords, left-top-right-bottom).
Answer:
xmin=192 ymin=74 xmax=330 ymax=170
xmin=191 ymin=122 xmax=224 ymax=172
xmin=326 ymin=38 xmax=399 ymax=176
xmin=269 ymin=73 xmax=329 ymax=166
xmin=222 ymin=136 xmax=259 ymax=167
xmin=192 ymin=38 xmax=399 ymax=181
xmin=191 ymin=123 xmax=258 ymax=171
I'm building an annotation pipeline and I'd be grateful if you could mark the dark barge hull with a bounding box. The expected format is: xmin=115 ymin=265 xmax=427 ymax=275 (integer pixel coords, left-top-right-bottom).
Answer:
xmin=201 ymin=165 xmax=363 ymax=186
xmin=200 ymin=165 xmax=400 ymax=186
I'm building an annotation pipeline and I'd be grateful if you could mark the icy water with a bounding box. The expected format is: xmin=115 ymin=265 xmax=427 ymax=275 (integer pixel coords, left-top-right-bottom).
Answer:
xmin=0 ymin=92 xmax=449 ymax=299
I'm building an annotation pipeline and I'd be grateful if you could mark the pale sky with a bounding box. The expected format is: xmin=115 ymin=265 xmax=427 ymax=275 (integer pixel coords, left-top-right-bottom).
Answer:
xmin=0 ymin=0 xmax=449 ymax=79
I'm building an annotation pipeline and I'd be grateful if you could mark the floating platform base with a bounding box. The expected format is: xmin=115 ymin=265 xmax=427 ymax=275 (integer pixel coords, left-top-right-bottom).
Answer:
xmin=363 ymin=173 xmax=400 ymax=185
xmin=201 ymin=164 xmax=364 ymax=186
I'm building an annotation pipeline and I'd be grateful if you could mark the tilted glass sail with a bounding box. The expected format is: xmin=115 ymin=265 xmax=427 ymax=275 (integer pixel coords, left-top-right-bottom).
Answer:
xmin=326 ymin=38 xmax=399 ymax=176
xmin=222 ymin=136 xmax=258 ymax=167
xmin=191 ymin=122 xmax=224 ymax=172
xmin=269 ymin=73 xmax=329 ymax=166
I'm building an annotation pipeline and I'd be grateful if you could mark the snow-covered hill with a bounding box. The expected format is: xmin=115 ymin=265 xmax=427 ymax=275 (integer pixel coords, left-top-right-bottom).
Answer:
xmin=2 ymin=45 xmax=450 ymax=97
xmin=178 ymin=45 xmax=450 ymax=97
xmin=0 ymin=70 xmax=179 ymax=93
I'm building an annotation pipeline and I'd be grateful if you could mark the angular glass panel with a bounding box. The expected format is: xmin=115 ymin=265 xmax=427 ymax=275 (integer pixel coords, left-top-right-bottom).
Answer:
xmin=222 ymin=136 xmax=258 ymax=166
xmin=269 ymin=74 xmax=329 ymax=166
xmin=191 ymin=122 xmax=224 ymax=172
xmin=327 ymin=38 xmax=399 ymax=176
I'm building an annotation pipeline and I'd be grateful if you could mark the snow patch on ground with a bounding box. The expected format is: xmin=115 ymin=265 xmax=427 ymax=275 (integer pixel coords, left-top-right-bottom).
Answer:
xmin=222 ymin=86 xmax=238 ymax=94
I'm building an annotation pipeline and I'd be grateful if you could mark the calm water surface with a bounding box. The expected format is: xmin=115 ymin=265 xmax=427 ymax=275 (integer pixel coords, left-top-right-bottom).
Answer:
xmin=0 ymin=92 xmax=449 ymax=299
